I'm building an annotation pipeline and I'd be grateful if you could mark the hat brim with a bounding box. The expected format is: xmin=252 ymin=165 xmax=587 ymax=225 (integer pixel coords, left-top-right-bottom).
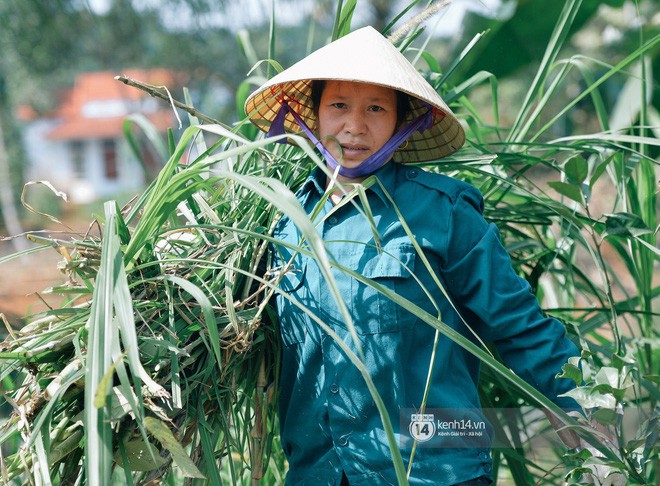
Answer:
xmin=245 ymin=27 xmax=465 ymax=163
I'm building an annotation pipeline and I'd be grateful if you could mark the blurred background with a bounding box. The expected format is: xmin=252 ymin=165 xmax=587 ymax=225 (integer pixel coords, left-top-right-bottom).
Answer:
xmin=0 ymin=0 xmax=657 ymax=325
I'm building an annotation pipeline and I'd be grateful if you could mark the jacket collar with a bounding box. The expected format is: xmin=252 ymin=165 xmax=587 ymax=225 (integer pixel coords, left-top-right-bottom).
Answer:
xmin=297 ymin=161 xmax=398 ymax=208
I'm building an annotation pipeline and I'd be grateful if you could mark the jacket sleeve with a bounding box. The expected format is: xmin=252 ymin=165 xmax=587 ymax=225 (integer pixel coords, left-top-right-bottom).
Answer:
xmin=441 ymin=186 xmax=580 ymax=410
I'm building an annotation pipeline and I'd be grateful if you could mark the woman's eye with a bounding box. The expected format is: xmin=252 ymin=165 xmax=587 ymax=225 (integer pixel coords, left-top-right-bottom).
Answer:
xmin=331 ymin=102 xmax=347 ymax=109
xmin=368 ymin=105 xmax=384 ymax=112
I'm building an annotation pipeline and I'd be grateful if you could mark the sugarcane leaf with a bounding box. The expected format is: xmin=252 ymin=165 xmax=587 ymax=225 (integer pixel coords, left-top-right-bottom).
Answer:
xmin=332 ymin=0 xmax=357 ymax=40
xmin=26 ymin=368 xmax=84 ymax=450
xmin=20 ymin=180 xmax=70 ymax=227
xmin=145 ymin=417 xmax=205 ymax=479
xmin=123 ymin=114 xmax=168 ymax=174
xmin=94 ymin=352 xmax=125 ymax=408
xmin=109 ymin=386 xmax=136 ymax=421
xmin=35 ymin=428 xmax=53 ymax=486
xmin=643 ymin=374 xmax=660 ymax=385
xmin=84 ymin=201 xmax=119 ymax=485
xmin=49 ymin=430 xmax=83 ymax=465
xmin=114 ymin=440 xmax=168 ymax=472
xmin=162 ymin=275 xmax=222 ymax=370
xmin=419 ymin=50 xmax=441 ymax=73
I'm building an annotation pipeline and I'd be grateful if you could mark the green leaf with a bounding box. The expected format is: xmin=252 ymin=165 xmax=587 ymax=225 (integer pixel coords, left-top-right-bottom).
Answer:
xmin=559 ymin=387 xmax=616 ymax=409
xmin=114 ymin=440 xmax=168 ymax=472
xmin=420 ymin=51 xmax=441 ymax=73
xmin=564 ymin=448 xmax=592 ymax=461
xmin=565 ymin=155 xmax=588 ymax=185
xmin=642 ymin=374 xmax=660 ymax=385
xmin=591 ymin=408 xmax=619 ymax=426
xmin=548 ymin=181 xmax=583 ymax=203
xmin=109 ymin=386 xmax=137 ymax=421
xmin=145 ymin=417 xmax=205 ymax=479
xmin=332 ymin=0 xmax=357 ymax=40
xmin=50 ymin=430 xmax=83 ymax=465
xmin=589 ymin=153 xmax=616 ymax=189
xmin=556 ymin=359 xmax=583 ymax=386
xmin=592 ymin=383 xmax=627 ymax=402
xmin=565 ymin=466 xmax=597 ymax=480
xmin=603 ymin=212 xmax=652 ymax=238
xmin=594 ymin=367 xmax=620 ymax=387
xmin=84 ymin=201 xmax=120 ymax=485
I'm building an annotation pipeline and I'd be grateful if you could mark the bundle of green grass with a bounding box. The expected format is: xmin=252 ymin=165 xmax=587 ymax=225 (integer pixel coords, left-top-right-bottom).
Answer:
xmin=0 ymin=123 xmax=312 ymax=484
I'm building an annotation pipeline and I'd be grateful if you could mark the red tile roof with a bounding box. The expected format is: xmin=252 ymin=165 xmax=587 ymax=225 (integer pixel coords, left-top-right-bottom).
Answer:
xmin=47 ymin=69 xmax=182 ymax=140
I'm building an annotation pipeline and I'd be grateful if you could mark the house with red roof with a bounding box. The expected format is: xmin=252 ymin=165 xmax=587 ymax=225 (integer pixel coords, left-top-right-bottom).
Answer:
xmin=20 ymin=69 xmax=180 ymax=204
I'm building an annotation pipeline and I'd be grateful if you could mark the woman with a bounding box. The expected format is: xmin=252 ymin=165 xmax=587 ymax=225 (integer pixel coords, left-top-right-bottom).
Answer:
xmin=245 ymin=27 xmax=580 ymax=486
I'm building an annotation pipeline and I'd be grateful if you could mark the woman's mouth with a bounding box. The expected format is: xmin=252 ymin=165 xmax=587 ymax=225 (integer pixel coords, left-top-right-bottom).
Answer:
xmin=341 ymin=144 xmax=369 ymax=156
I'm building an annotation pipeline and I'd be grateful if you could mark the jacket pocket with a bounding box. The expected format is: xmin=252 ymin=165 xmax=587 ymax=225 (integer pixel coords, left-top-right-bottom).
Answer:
xmin=351 ymin=242 xmax=416 ymax=335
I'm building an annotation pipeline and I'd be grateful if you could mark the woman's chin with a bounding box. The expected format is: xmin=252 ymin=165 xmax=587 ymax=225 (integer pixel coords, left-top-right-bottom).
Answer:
xmin=338 ymin=157 xmax=369 ymax=168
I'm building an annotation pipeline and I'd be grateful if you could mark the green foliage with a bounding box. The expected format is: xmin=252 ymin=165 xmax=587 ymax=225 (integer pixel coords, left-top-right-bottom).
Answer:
xmin=440 ymin=0 xmax=659 ymax=481
xmin=0 ymin=1 xmax=657 ymax=485
xmin=457 ymin=0 xmax=628 ymax=80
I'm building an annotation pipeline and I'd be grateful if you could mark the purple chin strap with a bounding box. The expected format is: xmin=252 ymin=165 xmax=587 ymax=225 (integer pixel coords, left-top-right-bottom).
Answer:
xmin=267 ymin=100 xmax=434 ymax=178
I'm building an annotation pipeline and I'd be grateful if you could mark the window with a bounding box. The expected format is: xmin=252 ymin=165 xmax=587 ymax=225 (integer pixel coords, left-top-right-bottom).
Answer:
xmin=70 ymin=141 xmax=85 ymax=178
xmin=102 ymin=139 xmax=118 ymax=180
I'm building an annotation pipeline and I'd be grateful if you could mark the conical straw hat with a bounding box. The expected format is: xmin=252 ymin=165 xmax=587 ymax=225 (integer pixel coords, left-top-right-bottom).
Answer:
xmin=245 ymin=26 xmax=464 ymax=163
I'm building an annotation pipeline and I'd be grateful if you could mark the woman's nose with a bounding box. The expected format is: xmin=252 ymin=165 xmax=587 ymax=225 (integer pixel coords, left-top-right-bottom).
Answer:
xmin=344 ymin=110 xmax=366 ymax=134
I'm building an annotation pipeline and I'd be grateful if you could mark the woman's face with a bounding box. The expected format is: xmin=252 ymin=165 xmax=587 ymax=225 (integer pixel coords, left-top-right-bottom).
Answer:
xmin=317 ymin=81 xmax=398 ymax=171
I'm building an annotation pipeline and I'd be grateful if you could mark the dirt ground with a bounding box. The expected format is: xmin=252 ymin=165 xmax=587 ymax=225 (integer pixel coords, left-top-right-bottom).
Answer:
xmin=0 ymin=239 xmax=70 ymax=329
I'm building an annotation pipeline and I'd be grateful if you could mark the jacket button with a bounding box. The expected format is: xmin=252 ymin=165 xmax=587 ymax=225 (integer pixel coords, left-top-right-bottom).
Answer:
xmin=327 ymin=216 xmax=338 ymax=225
xmin=338 ymin=436 xmax=349 ymax=447
xmin=407 ymin=168 xmax=419 ymax=179
xmin=329 ymin=384 xmax=339 ymax=394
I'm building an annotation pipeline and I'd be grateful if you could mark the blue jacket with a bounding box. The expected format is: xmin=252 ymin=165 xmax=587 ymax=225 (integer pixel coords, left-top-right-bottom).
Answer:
xmin=271 ymin=162 xmax=580 ymax=486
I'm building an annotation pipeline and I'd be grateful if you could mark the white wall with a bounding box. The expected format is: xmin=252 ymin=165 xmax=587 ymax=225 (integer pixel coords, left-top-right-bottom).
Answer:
xmin=22 ymin=122 xmax=147 ymax=204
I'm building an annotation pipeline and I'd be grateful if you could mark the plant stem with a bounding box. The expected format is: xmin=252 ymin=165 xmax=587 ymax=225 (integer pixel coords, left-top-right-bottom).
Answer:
xmin=585 ymin=205 xmax=622 ymax=355
xmin=114 ymin=75 xmax=223 ymax=126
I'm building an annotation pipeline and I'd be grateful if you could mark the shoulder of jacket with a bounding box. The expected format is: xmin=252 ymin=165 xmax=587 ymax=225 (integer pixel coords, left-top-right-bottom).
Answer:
xmin=399 ymin=165 xmax=480 ymax=203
